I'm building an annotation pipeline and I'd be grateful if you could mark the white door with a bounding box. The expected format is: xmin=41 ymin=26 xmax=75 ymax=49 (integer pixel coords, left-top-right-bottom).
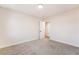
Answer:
xmin=40 ymin=21 xmax=45 ymax=39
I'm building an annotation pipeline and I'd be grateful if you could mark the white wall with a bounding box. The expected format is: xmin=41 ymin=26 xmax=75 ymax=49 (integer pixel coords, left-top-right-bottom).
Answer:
xmin=0 ymin=7 xmax=40 ymax=48
xmin=46 ymin=8 xmax=79 ymax=47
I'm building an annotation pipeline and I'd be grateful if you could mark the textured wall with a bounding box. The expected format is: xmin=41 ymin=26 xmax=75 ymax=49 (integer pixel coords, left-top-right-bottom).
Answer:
xmin=0 ymin=7 xmax=40 ymax=48
xmin=46 ymin=8 xmax=79 ymax=47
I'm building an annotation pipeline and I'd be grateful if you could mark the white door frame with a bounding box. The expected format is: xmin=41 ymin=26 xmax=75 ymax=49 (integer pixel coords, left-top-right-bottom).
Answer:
xmin=40 ymin=21 xmax=45 ymax=39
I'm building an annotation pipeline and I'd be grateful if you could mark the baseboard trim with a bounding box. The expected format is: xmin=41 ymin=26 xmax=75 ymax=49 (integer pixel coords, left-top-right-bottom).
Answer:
xmin=50 ymin=39 xmax=79 ymax=48
xmin=0 ymin=39 xmax=37 ymax=48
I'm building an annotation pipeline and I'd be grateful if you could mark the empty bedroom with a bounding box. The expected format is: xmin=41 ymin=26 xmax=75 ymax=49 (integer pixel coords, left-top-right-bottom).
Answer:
xmin=0 ymin=4 xmax=79 ymax=55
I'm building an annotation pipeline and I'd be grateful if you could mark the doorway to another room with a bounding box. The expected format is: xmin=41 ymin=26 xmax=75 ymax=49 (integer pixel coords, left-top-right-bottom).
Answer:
xmin=40 ymin=21 xmax=50 ymax=39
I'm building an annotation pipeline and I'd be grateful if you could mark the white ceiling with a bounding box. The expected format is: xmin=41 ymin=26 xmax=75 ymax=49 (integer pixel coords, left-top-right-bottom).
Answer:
xmin=0 ymin=4 xmax=79 ymax=18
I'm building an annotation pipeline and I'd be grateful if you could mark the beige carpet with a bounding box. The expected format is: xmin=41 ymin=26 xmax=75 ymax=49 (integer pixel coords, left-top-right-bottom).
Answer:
xmin=0 ymin=39 xmax=79 ymax=55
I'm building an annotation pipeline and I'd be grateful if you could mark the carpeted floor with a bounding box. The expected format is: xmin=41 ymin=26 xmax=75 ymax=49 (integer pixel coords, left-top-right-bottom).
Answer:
xmin=0 ymin=39 xmax=79 ymax=55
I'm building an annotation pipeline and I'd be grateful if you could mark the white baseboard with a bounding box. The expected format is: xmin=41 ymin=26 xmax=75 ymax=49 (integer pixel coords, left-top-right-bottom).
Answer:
xmin=50 ymin=38 xmax=79 ymax=48
xmin=0 ymin=39 xmax=37 ymax=48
